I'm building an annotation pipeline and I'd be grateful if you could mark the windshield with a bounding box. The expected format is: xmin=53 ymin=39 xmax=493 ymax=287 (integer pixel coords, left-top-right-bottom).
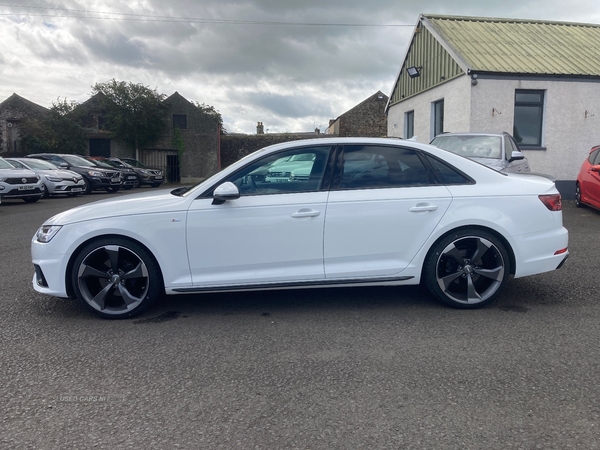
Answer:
xmin=0 ymin=158 xmax=15 ymax=169
xmin=431 ymin=135 xmax=502 ymax=159
xmin=63 ymin=154 xmax=96 ymax=167
xmin=21 ymin=159 xmax=59 ymax=170
xmin=123 ymin=159 xmax=148 ymax=168
xmin=90 ymin=159 xmax=115 ymax=169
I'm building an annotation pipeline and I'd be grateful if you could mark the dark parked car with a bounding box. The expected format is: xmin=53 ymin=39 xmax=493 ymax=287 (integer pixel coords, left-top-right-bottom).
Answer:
xmin=86 ymin=157 xmax=139 ymax=190
xmin=430 ymin=132 xmax=530 ymax=173
xmin=118 ymin=158 xmax=164 ymax=187
xmin=27 ymin=154 xmax=123 ymax=194
xmin=576 ymin=144 xmax=600 ymax=209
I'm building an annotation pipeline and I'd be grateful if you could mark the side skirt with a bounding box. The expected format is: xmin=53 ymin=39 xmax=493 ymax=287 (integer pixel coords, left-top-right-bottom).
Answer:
xmin=171 ymin=275 xmax=415 ymax=293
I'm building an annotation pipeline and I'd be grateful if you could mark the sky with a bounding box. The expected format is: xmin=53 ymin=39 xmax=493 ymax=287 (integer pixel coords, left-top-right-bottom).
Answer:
xmin=2 ymin=1 xmax=600 ymax=134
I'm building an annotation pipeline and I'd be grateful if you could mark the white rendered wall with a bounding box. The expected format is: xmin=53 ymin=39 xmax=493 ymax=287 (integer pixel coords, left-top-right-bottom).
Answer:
xmin=388 ymin=75 xmax=600 ymax=182
xmin=387 ymin=76 xmax=471 ymax=142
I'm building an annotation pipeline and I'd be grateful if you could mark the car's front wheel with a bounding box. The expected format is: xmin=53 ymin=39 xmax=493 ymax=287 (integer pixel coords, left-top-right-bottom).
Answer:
xmin=423 ymin=228 xmax=510 ymax=308
xmin=83 ymin=179 xmax=92 ymax=194
xmin=71 ymin=237 xmax=163 ymax=319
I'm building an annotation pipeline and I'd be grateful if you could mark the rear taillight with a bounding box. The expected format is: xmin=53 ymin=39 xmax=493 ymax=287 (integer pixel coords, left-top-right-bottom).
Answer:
xmin=539 ymin=194 xmax=562 ymax=211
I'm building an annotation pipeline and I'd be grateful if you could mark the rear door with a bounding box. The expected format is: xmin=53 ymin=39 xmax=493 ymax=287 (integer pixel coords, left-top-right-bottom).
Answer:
xmin=323 ymin=144 xmax=452 ymax=279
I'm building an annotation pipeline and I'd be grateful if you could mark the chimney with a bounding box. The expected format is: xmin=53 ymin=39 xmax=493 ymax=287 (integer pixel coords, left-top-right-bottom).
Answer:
xmin=257 ymin=122 xmax=264 ymax=134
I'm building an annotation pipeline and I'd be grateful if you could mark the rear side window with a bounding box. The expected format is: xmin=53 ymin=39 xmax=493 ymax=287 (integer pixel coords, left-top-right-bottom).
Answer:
xmin=338 ymin=145 xmax=433 ymax=190
xmin=424 ymin=154 xmax=473 ymax=185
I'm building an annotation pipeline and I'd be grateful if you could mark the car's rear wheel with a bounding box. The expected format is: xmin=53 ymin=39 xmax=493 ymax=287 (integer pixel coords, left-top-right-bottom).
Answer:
xmin=423 ymin=228 xmax=510 ymax=309
xmin=71 ymin=237 xmax=163 ymax=319
xmin=575 ymin=182 xmax=584 ymax=208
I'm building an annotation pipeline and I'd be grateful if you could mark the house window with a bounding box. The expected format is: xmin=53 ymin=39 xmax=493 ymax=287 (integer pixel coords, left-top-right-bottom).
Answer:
xmin=513 ymin=90 xmax=544 ymax=147
xmin=432 ymin=99 xmax=444 ymax=139
xmin=405 ymin=110 xmax=414 ymax=139
xmin=173 ymin=114 xmax=187 ymax=129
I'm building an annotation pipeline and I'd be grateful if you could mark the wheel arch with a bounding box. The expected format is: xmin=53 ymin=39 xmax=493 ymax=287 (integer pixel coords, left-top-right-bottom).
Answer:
xmin=64 ymin=233 xmax=165 ymax=299
xmin=420 ymin=225 xmax=516 ymax=282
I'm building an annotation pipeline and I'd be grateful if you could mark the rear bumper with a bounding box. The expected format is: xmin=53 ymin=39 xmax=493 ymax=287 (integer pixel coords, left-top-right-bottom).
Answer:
xmin=512 ymin=226 xmax=569 ymax=278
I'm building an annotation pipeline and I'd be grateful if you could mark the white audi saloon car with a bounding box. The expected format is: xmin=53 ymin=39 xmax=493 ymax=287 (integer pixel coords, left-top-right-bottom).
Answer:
xmin=31 ymin=138 xmax=568 ymax=319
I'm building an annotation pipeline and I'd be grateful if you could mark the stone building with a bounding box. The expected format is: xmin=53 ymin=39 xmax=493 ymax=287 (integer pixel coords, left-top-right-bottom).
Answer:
xmin=326 ymin=91 xmax=388 ymax=137
xmin=76 ymin=91 xmax=220 ymax=184
xmin=0 ymin=93 xmax=49 ymax=155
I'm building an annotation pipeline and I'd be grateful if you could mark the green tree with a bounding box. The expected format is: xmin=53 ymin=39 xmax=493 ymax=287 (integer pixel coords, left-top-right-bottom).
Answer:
xmin=193 ymin=101 xmax=226 ymax=134
xmin=91 ymin=79 xmax=168 ymax=158
xmin=19 ymin=98 xmax=87 ymax=154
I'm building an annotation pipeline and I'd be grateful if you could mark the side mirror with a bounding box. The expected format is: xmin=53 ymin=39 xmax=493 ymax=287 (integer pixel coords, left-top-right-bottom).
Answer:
xmin=509 ymin=150 xmax=525 ymax=162
xmin=590 ymin=165 xmax=600 ymax=173
xmin=59 ymin=162 xmax=69 ymax=168
xmin=212 ymin=181 xmax=240 ymax=205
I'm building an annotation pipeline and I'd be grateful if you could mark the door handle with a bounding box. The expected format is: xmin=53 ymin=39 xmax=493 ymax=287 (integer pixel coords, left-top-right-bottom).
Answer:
xmin=408 ymin=203 xmax=438 ymax=212
xmin=291 ymin=208 xmax=321 ymax=218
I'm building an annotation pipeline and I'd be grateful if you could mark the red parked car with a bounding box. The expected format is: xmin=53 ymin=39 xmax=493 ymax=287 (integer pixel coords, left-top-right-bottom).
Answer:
xmin=576 ymin=145 xmax=600 ymax=209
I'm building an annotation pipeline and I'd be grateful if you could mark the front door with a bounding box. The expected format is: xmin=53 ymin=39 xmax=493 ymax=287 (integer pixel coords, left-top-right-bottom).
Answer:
xmin=186 ymin=145 xmax=334 ymax=287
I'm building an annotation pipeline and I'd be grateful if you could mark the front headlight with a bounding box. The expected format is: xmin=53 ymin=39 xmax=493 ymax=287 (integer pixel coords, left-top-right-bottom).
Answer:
xmin=36 ymin=225 xmax=62 ymax=243
xmin=88 ymin=171 xmax=104 ymax=177
xmin=45 ymin=176 xmax=63 ymax=182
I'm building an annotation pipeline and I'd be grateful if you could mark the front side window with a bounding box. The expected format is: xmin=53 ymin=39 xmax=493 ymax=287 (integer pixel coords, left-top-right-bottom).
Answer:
xmin=513 ymin=90 xmax=544 ymax=147
xmin=338 ymin=145 xmax=432 ymax=190
xmin=223 ymin=146 xmax=332 ymax=196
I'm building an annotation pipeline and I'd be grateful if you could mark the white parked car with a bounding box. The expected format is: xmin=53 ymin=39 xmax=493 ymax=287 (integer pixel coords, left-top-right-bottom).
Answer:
xmin=0 ymin=156 xmax=44 ymax=203
xmin=31 ymin=137 xmax=568 ymax=319
xmin=6 ymin=158 xmax=86 ymax=198
xmin=430 ymin=132 xmax=531 ymax=173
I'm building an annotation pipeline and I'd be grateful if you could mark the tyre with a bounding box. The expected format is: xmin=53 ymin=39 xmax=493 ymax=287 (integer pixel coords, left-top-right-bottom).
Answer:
xmin=42 ymin=184 xmax=50 ymax=199
xmin=423 ymin=228 xmax=510 ymax=309
xmin=575 ymin=182 xmax=584 ymax=208
xmin=150 ymin=183 xmax=162 ymax=188
xmin=23 ymin=196 xmax=40 ymax=203
xmin=83 ymin=179 xmax=92 ymax=194
xmin=66 ymin=192 xmax=79 ymax=198
xmin=71 ymin=237 xmax=163 ymax=319
xmin=105 ymin=186 xmax=120 ymax=193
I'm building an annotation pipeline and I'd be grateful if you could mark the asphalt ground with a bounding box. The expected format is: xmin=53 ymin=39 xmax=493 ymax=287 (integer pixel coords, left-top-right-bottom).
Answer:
xmin=0 ymin=189 xmax=598 ymax=449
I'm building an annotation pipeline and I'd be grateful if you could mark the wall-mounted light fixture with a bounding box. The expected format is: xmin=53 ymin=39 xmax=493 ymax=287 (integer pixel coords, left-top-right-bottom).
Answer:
xmin=406 ymin=66 xmax=422 ymax=78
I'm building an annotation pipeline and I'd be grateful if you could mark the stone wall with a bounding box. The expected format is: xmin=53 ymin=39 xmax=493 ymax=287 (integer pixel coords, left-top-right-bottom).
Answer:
xmin=220 ymin=133 xmax=332 ymax=168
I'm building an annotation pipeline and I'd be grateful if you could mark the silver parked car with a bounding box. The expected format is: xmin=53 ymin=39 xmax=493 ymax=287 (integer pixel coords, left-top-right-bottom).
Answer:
xmin=0 ymin=157 xmax=44 ymax=203
xmin=430 ymin=132 xmax=530 ymax=173
xmin=6 ymin=158 xmax=86 ymax=198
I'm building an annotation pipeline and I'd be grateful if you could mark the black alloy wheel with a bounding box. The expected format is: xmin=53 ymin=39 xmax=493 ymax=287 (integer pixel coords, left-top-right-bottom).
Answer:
xmin=423 ymin=228 xmax=510 ymax=308
xmin=71 ymin=237 xmax=163 ymax=319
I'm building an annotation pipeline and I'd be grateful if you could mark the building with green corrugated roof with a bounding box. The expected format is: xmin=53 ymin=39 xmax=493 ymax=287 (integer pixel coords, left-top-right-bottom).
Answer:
xmin=386 ymin=14 xmax=600 ymax=196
